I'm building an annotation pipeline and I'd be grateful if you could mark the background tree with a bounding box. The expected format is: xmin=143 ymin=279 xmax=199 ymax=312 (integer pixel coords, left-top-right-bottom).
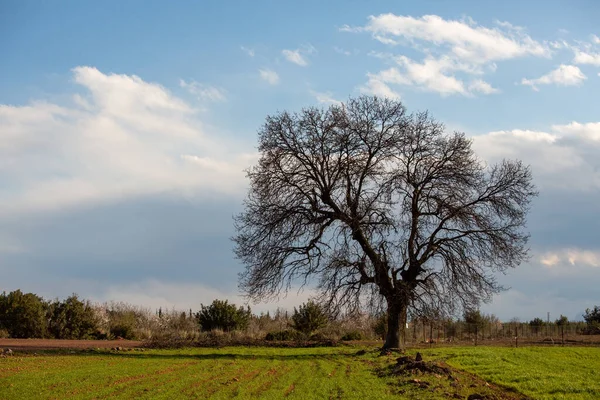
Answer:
xmin=48 ymin=294 xmax=98 ymax=339
xmin=291 ymin=301 xmax=328 ymax=335
xmin=195 ymin=300 xmax=251 ymax=332
xmin=555 ymin=315 xmax=569 ymax=326
xmin=0 ymin=290 xmax=48 ymax=338
xmin=583 ymin=306 xmax=600 ymax=324
xmin=463 ymin=308 xmax=485 ymax=335
xmin=529 ymin=317 xmax=545 ymax=334
xmin=372 ymin=313 xmax=388 ymax=340
xmin=583 ymin=306 xmax=600 ymax=334
xmin=103 ymin=301 xmax=147 ymax=340
xmin=234 ymin=96 xmax=536 ymax=349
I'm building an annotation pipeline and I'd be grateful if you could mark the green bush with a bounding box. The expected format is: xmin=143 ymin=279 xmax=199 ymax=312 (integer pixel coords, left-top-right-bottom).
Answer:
xmin=444 ymin=319 xmax=460 ymax=338
xmin=0 ymin=290 xmax=49 ymax=338
xmin=196 ymin=300 xmax=251 ymax=332
xmin=110 ymin=322 xmax=137 ymax=339
xmin=583 ymin=322 xmax=600 ymax=335
xmin=93 ymin=331 xmax=110 ymax=340
xmin=584 ymin=306 xmax=600 ymax=325
xmin=583 ymin=306 xmax=600 ymax=334
xmin=373 ymin=314 xmax=387 ymax=340
xmin=340 ymin=331 xmax=363 ymax=341
xmin=291 ymin=301 xmax=328 ymax=335
xmin=309 ymin=332 xmax=328 ymax=341
xmin=555 ymin=315 xmax=569 ymax=326
xmin=528 ymin=317 xmax=545 ymax=334
xmin=529 ymin=317 xmax=545 ymax=326
xmin=107 ymin=308 xmax=139 ymax=339
xmin=49 ymin=294 xmax=98 ymax=339
xmin=463 ymin=309 xmax=485 ymax=334
xmin=265 ymin=330 xmax=300 ymax=341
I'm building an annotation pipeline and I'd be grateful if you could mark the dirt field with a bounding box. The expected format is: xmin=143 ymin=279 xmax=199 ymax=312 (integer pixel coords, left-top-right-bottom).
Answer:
xmin=0 ymin=338 xmax=143 ymax=351
xmin=2 ymin=336 xmax=598 ymax=352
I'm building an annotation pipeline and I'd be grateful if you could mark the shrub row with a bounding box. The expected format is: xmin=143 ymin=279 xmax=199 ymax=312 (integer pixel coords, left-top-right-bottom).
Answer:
xmin=4 ymin=288 xmax=598 ymax=342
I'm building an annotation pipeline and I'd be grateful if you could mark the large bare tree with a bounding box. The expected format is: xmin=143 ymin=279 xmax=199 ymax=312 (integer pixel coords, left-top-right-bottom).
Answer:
xmin=234 ymin=96 xmax=536 ymax=349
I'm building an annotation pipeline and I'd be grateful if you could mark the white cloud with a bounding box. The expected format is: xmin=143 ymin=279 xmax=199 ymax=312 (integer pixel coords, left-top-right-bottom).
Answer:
xmin=99 ymin=280 xmax=246 ymax=311
xmin=573 ymin=50 xmax=600 ymax=66
xmin=96 ymin=279 xmax=317 ymax=314
xmin=346 ymin=14 xmax=551 ymax=97
xmin=359 ymin=72 xmax=401 ymax=99
xmin=553 ymin=121 xmax=600 ymax=141
xmin=240 ymin=46 xmax=255 ymax=57
xmin=468 ymin=79 xmax=500 ymax=94
xmin=310 ymin=90 xmax=341 ymax=105
xmin=362 ymin=57 xmax=499 ymax=97
xmin=487 ymin=129 xmax=557 ymax=143
xmin=540 ymin=253 xmax=560 ymax=267
xmin=348 ymin=14 xmax=549 ymax=62
xmin=259 ymin=68 xmax=280 ymax=85
xmin=539 ymin=249 xmax=600 ymax=269
xmin=179 ymin=79 xmax=226 ymax=102
xmin=282 ymin=44 xmax=316 ymax=66
xmin=472 ymin=122 xmax=600 ymax=191
xmin=566 ymin=35 xmax=600 ymax=66
xmin=567 ymin=249 xmax=600 ymax=267
xmin=521 ymin=65 xmax=586 ymax=90
xmin=482 ymin=288 xmax=591 ymax=321
xmin=282 ymin=49 xmax=308 ymax=66
xmin=0 ymin=66 xmax=254 ymax=215
xmin=181 ymin=153 xmax=257 ymax=174
xmin=393 ymin=56 xmax=467 ymax=95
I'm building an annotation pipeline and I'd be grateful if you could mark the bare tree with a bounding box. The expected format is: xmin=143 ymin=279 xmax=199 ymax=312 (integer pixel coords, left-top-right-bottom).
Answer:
xmin=234 ymin=96 xmax=536 ymax=349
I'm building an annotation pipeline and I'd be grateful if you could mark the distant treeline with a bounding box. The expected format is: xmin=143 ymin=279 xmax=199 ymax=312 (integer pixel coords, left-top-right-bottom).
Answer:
xmin=1 ymin=290 xmax=599 ymax=341
xmin=0 ymin=290 xmax=198 ymax=340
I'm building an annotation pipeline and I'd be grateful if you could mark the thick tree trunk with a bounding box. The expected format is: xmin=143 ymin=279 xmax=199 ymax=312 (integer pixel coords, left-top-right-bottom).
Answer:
xmin=383 ymin=300 xmax=407 ymax=349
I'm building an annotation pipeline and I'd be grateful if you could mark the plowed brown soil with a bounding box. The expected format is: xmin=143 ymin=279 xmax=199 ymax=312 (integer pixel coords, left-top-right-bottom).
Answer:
xmin=0 ymin=338 xmax=142 ymax=351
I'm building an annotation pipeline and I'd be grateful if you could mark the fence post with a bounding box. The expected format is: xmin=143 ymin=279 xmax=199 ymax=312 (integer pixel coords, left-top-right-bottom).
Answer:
xmin=413 ymin=320 xmax=417 ymax=343
xmin=521 ymin=323 xmax=524 ymax=338
xmin=515 ymin=326 xmax=518 ymax=348
xmin=475 ymin=325 xmax=478 ymax=346
xmin=429 ymin=323 xmax=433 ymax=347
xmin=561 ymin=325 xmax=564 ymax=346
xmin=444 ymin=323 xmax=447 ymax=342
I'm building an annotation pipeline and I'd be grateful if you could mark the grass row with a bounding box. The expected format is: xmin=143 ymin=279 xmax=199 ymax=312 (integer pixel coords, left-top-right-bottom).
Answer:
xmin=1 ymin=345 xmax=599 ymax=399
xmin=421 ymin=346 xmax=600 ymax=400
xmin=0 ymin=347 xmax=400 ymax=399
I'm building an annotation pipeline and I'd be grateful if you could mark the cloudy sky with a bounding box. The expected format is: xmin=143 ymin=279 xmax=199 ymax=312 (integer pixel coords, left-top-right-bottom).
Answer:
xmin=1 ymin=1 xmax=599 ymax=321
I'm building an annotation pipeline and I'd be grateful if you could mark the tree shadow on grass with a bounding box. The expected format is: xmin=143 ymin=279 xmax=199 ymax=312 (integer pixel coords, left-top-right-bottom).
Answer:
xmin=25 ymin=347 xmax=380 ymax=362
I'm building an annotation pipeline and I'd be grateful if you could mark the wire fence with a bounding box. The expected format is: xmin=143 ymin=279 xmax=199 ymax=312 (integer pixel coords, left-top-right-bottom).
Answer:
xmin=403 ymin=321 xmax=598 ymax=347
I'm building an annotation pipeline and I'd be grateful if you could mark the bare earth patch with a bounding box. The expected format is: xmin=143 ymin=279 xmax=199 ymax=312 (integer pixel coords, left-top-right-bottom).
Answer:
xmin=373 ymin=351 xmax=532 ymax=400
xmin=0 ymin=338 xmax=143 ymax=351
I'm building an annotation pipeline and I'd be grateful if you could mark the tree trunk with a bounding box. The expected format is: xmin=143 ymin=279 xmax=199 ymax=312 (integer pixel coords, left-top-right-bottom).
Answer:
xmin=383 ymin=300 xmax=407 ymax=349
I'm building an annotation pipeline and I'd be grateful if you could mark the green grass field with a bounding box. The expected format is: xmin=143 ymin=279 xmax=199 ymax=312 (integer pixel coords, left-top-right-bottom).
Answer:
xmin=421 ymin=346 xmax=600 ymax=400
xmin=1 ymin=345 xmax=599 ymax=399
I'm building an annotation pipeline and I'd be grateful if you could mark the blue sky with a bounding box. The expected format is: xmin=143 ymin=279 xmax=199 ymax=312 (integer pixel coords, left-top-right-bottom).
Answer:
xmin=1 ymin=1 xmax=600 ymax=321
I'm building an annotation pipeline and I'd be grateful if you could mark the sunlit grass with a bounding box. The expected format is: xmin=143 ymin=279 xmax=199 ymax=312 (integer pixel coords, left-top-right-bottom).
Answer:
xmin=0 ymin=347 xmax=402 ymax=399
xmin=421 ymin=346 xmax=600 ymax=400
xmin=1 ymin=345 xmax=599 ymax=399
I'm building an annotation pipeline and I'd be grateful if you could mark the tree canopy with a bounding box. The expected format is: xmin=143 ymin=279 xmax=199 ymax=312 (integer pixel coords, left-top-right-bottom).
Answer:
xmin=234 ymin=96 xmax=536 ymax=348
